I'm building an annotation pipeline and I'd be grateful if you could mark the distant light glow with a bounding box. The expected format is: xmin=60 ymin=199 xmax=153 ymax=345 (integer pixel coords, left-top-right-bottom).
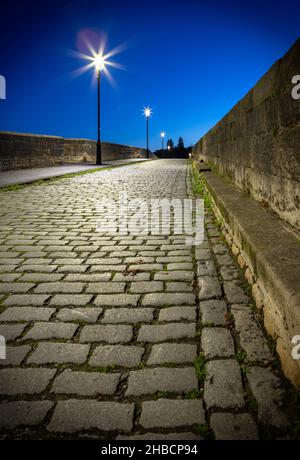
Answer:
xmin=161 ymin=131 xmax=165 ymax=138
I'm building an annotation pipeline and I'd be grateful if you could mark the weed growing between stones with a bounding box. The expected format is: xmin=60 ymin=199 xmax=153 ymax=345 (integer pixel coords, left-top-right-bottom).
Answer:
xmin=194 ymin=423 xmax=215 ymax=440
xmin=191 ymin=162 xmax=212 ymax=210
xmin=194 ymin=353 xmax=207 ymax=384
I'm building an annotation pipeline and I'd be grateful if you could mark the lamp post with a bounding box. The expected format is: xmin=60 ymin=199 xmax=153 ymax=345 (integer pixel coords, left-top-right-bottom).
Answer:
xmin=161 ymin=131 xmax=165 ymax=151
xmin=144 ymin=107 xmax=152 ymax=159
xmin=94 ymin=56 xmax=105 ymax=165
xmin=75 ymin=43 xmax=124 ymax=165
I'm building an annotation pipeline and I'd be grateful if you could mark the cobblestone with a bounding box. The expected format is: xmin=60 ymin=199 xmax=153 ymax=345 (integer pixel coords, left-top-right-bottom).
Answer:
xmin=142 ymin=293 xmax=195 ymax=306
xmin=198 ymin=277 xmax=222 ymax=300
xmin=247 ymin=367 xmax=288 ymax=428
xmin=27 ymin=342 xmax=90 ymax=364
xmin=0 ymin=324 xmax=27 ymax=341
xmin=154 ymin=271 xmax=194 ymax=281
xmin=49 ymin=294 xmax=93 ymax=306
xmin=0 ymin=283 xmax=35 ymax=293
xmin=88 ymin=281 xmax=126 ymax=293
xmin=0 ymin=159 xmax=293 ymax=439
xmin=51 ymin=369 xmax=120 ymax=395
xmin=102 ymin=308 xmax=154 ymax=324
xmin=34 ymin=282 xmax=85 ymax=294
xmin=24 ymin=322 xmax=78 ymax=340
xmin=2 ymin=294 xmax=50 ymax=306
xmin=147 ymin=343 xmax=197 ymax=364
xmin=94 ymin=294 xmax=139 ymax=307
xmin=223 ymin=281 xmax=249 ymax=304
xmin=204 ymin=360 xmax=245 ymax=409
xmin=165 ymin=282 xmax=193 ymax=292
xmin=47 ymin=400 xmax=134 ymax=433
xmin=0 ymin=401 xmax=54 ymax=429
xmin=126 ymin=367 xmax=198 ymax=395
xmin=231 ymin=305 xmax=273 ymax=363
xmin=139 ymin=399 xmax=205 ymax=428
xmin=113 ymin=272 xmax=150 ymax=282
xmin=158 ymin=306 xmax=196 ymax=322
xmin=0 ymin=307 xmax=55 ymax=322
xmin=211 ymin=413 xmax=258 ymax=440
xmin=130 ymin=282 xmax=163 ymax=293
xmin=200 ymin=300 xmax=228 ymax=326
xmin=55 ymin=308 xmax=102 ymax=323
xmin=138 ymin=323 xmax=195 ymax=342
xmin=0 ymin=345 xmax=31 ymax=366
xmin=64 ymin=273 xmax=111 ymax=282
xmin=80 ymin=325 xmax=133 ymax=343
xmin=89 ymin=345 xmax=144 ymax=367
xmin=201 ymin=328 xmax=235 ymax=358
xmin=18 ymin=273 xmax=64 ymax=282
xmin=0 ymin=368 xmax=56 ymax=395
xmin=197 ymin=260 xmax=216 ymax=277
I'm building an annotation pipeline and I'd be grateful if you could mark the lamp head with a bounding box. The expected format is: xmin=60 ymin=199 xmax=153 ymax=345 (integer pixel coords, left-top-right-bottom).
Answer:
xmin=144 ymin=107 xmax=152 ymax=118
xmin=94 ymin=55 xmax=105 ymax=72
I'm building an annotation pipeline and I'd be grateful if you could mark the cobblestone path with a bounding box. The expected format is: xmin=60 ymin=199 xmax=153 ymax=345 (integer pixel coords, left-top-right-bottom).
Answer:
xmin=0 ymin=160 xmax=297 ymax=439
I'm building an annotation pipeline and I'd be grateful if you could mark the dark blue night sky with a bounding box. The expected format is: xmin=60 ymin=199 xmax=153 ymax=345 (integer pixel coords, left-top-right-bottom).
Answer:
xmin=1 ymin=0 xmax=299 ymax=150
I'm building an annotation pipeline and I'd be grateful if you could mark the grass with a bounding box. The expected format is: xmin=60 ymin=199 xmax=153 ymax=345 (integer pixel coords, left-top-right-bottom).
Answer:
xmin=235 ymin=349 xmax=247 ymax=364
xmin=235 ymin=349 xmax=249 ymax=375
xmin=214 ymin=218 xmax=223 ymax=228
xmin=184 ymin=389 xmax=203 ymax=399
xmin=0 ymin=160 xmax=150 ymax=193
xmin=194 ymin=353 xmax=207 ymax=384
xmin=247 ymin=397 xmax=258 ymax=413
xmin=194 ymin=423 xmax=215 ymax=440
xmin=155 ymin=391 xmax=174 ymax=399
xmin=191 ymin=161 xmax=213 ymax=210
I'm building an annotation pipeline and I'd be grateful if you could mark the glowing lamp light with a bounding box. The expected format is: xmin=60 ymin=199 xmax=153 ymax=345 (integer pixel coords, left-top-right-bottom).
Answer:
xmin=94 ymin=55 xmax=106 ymax=72
xmin=161 ymin=131 xmax=165 ymax=138
xmin=144 ymin=107 xmax=152 ymax=118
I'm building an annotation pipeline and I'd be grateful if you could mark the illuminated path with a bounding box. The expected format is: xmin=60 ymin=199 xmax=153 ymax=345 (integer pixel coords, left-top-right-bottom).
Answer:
xmin=0 ymin=159 xmax=150 ymax=188
xmin=0 ymin=160 xmax=293 ymax=439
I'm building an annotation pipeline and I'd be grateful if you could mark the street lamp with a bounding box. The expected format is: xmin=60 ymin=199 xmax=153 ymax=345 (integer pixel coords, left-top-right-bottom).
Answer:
xmin=74 ymin=41 xmax=125 ymax=166
xmin=160 ymin=131 xmax=165 ymax=151
xmin=93 ymin=55 xmax=106 ymax=165
xmin=144 ymin=107 xmax=152 ymax=158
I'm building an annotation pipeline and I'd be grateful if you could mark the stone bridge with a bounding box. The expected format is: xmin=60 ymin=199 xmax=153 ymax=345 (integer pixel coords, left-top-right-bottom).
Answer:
xmin=0 ymin=39 xmax=299 ymax=440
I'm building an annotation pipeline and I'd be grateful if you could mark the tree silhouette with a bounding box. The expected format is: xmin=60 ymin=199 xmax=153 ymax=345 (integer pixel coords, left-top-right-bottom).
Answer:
xmin=177 ymin=137 xmax=184 ymax=149
xmin=167 ymin=139 xmax=174 ymax=150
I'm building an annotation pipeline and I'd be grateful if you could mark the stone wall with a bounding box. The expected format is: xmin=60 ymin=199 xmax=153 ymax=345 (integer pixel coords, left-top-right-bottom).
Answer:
xmin=0 ymin=132 xmax=64 ymax=171
xmin=0 ymin=132 xmax=148 ymax=171
xmin=193 ymin=38 xmax=300 ymax=230
xmin=64 ymin=139 xmax=149 ymax=163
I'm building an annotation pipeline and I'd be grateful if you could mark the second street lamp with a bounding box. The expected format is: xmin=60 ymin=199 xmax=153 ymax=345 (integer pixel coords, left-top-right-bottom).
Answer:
xmin=144 ymin=107 xmax=152 ymax=159
xmin=161 ymin=131 xmax=165 ymax=151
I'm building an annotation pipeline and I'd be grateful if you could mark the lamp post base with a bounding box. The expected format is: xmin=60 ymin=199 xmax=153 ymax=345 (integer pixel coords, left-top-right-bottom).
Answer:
xmin=96 ymin=142 xmax=102 ymax=165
